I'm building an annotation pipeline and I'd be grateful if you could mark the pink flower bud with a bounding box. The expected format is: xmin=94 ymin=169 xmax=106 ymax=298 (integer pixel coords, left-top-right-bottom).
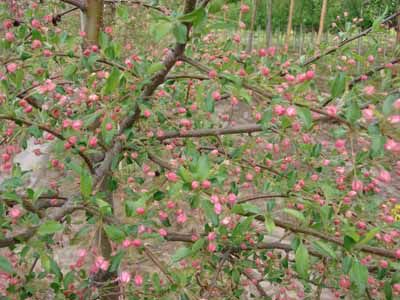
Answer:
xmin=134 ymin=274 xmax=143 ymax=286
xmin=119 ymin=271 xmax=131 ymax=284
xmin=6 ymin=63 xmax=17 ymax=73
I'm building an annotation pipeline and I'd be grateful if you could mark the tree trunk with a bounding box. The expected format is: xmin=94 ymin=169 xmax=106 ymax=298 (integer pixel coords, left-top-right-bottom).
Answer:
xmin=397 ymin=15 xmax=400 ymax=44
xmin=265 ymin=0 xmax=272 ymax=49
xmin=80 ymin=2 xmax=118 ymax=299
xmin=284 ymin=0 xmax=295 ymax=53
xmin=247 ymin=0 xmax=257 ymax=53
xmin=81 ymin=0 xmax=104 ymax=47
xmin=316 ymin=0 xmax=328 ymax=48
xmin=238 ymin=0 xmax=244 ymax=30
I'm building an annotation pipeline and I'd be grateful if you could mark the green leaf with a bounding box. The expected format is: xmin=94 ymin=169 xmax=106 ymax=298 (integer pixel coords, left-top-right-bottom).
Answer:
xmin=357 ymin=227 xmax=380 ymax=246
xmin=384 ymin=280 xmax=393 ymax=300
xmin=382 ymin=94 xmax=398 ymax=116
xmin=204 ymin=91 xmax=215 ymax=113
xmin=103 ymin=67 xmax=121 ymax=95
xmin=196 ymin=155 xmax=210 ymax=181
xmin=331 ymin=72 xmax=345 ymax=98
xmin=172 ymin=247 xmax=192 ymax=263
xmin=312 ymin=240 xmax=336 ymax=259
xmin=80 ymin=171 xmax=92 ymax=198
xmin=349 ymin=259 xmax=368 ymax=292
xmin=265 ymin=213 xmax=276 ymax=234
xmin=50 ymin=259 xmax=62 ymax=281
xmin=109 ymin=251 xmax=126 ymax=272
xmin=370 ymin=134 xmax=386 ymax=158
xmin=172 ymin=23 xmax=187 ymax=43
xmin=232 ymin=216 xmax=254 ymax=241
xmin=151 ymin=22 xmax=173 ymax=41
xmin=104 ymin=225 xmax=126 ymax=243
xmin=295 ymin=243 xmax=310 ymax=279
xmin=283 ymin=208 xmax=305 ymax=224
xmin=202 ymin=199 xmax=218 ymax=226
xmin=208 ymin=0 xmax=224 ymax=13
xmin=177 ymin=166 xmax=192 ymax=183
xmin=261 ymin=107 xmax=272 ymax=130
xmin=38 ymin=220 xmax=64 ymax=236
xmin=96 ymin=198 xmax=112 ymax=215
xmin=27 ymin=125 xmax=42 ymax=138
xmin=191 ymin=238 xmax=205 ymax=253
xmin=117 ymin=5 xmax=129 ymax=22
xmin=147 ymin=62 xmax=166 ymax=75
xmin=0 ymin=256 xmax=14 ymax=274
xmin=346 ymin=100 xmax=361 ymax=124
xmin=63 ymin=271 xmax=75 ymax=290
xmin=297 ymin=107 xmax=312 ymax=129
xmin=240 ymin=203 xmax=261 ymax=214
xmin=178 ymin=7 xmax=206 ymax=27
xmin=63 ymin=64 xmax=77 ymax=79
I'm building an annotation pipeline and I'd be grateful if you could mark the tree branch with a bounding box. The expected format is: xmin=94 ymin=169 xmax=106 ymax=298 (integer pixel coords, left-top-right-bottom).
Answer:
xmin=59 ymin=0 xmax=86 ymax=11
xmin=237 ymin=194 xmax=289 ymax=204
xmin=158 ymin=124 xmax=264 ymax=141
xmin=302 ymin=11 xmax=400 ymax=66
xmin=104 ymin=0 xmax=171 ymax=15
xmin=0 ymin=115 xmax=95 ymax=174
xmin=0 ymin=204 xmax=83 ymax=248
xmin=253 ymin=214 xmax=398 ymax=259
xmin=349 ymin=57 xmax=400 ymax=89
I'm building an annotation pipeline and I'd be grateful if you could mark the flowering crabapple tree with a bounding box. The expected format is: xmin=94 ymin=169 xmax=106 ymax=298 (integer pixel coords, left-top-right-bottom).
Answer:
xmin=0 ymin=0 xmax=400 ymax=299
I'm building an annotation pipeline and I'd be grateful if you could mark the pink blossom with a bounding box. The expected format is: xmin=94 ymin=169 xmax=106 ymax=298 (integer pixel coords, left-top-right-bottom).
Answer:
xmin=212 ymin=91 xmax=221 ymax=101
xmin=95 ymin=256 xmax=109 ymax=271
xmin=134 ymin=274 xmax=143 ymax=286
xmin=214 ymin=202 xmax=222 ymax=215
xmin=377 ymin=170 xmax=391 ymax=183
xmin=286 ymin=106 xmax=297 ymax=117
xmin=207 ymin=232 xmax=216 ymax=241
xmin=362 ymin=108 xmax=374 ymax=120
xmin=122 ymin=239 xmax=131 ymax=249
xmin=6 ymin=63 xmax=17 ymax=73
xmin=388 ymin=115 xmax=400 ymax=124
xmin=352 ymin=180 xmax=363 ymax=192
xmin=132 ymin=239 xmax=141 ymax=247
xmin=207 ymin=242 xmax=216 ymax=253
xmin=88 ymin=137 xmax=97 ymax=148
xmin=5 ymin=32 xmax=14 ymax=42
xmin=273 ymin=105 xmax=285 ymax=116
xmin=119 ymin=271 xmax=131 ymax=284
xmin=326 ymin=105 xmax=338 ymax=117
xmin=72 ymin=120 xmax=83 ymax=130
xmin=208 ymin=70 xmax=217 ymax=79
xmin=77 ymin=249 xmax=87 ymax=258
xmin=9 ymin=207 xmax=21 ymax=219
xmin=143 ymin=109 xmax=152 ymax=118
xmin=305 ymin=70 xmax=315 ymax=80
xmin=335 ymin=139 xmax=346 ymax=150
xmin=165 ymin=172 xmax=178 ymax=182
xmin=31 ymin=39 xmax=42 ymax=49
xmin=227 ymin=193 xmax=236 ymax=204
xmin=159 ymin=228 xmax=168 ymax=237
xmin=363 ymin=85 xmax=375 ymax=95
xmin=176 ymin=212 xmax=186 ymax=224
xmin=258 ymin=48 xmax=266 ymax=57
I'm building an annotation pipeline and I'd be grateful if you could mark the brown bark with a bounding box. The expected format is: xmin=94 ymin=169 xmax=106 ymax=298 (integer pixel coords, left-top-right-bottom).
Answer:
xmin=316 ymin=0 xmax=328 ymax=47
xmin=284 ymin=0 xmax=295 ymax=53
xmin=247 ymin=0 xmax=257 ymax=53
xmin=82 ymin=0 xmax=104 ymax=46
xmin=266 ymin=0 xmax=272 ymax=48
xmin=397 ymin=15 xmax=400 ymax=44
